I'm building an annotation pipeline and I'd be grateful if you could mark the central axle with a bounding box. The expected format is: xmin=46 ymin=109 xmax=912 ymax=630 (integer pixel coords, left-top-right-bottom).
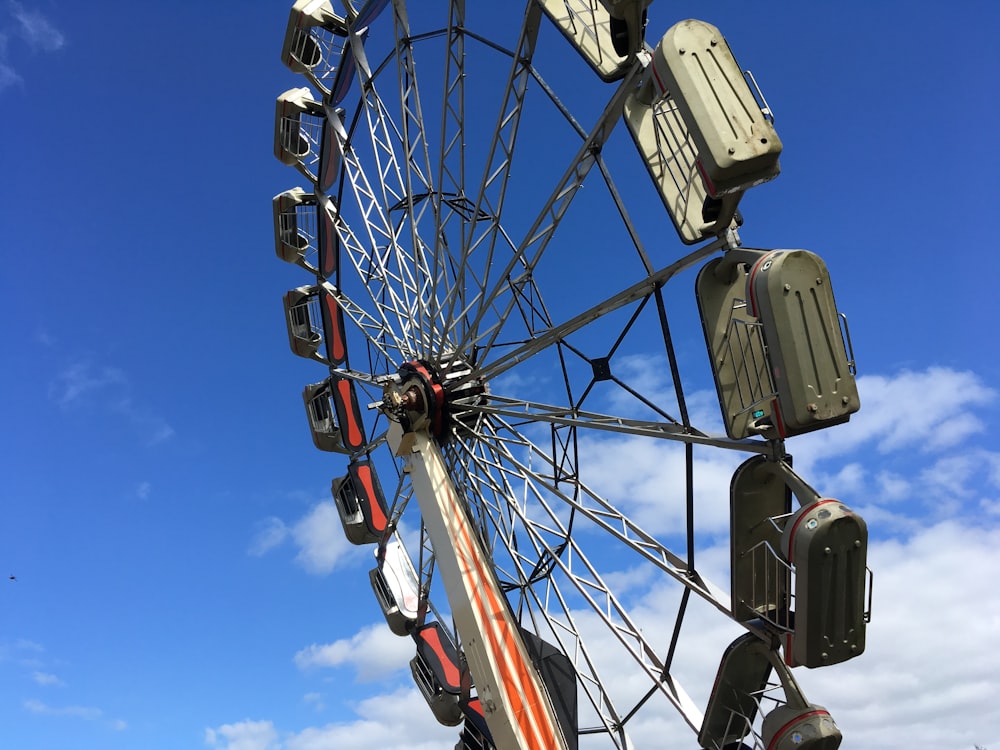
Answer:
xmin=381 ymin=355 xmax=488 ymax=440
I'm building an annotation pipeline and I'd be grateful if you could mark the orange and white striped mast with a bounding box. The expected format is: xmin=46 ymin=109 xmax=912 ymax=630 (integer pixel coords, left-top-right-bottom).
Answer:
xmin=383 ymin=363 xmax=571 ymax=750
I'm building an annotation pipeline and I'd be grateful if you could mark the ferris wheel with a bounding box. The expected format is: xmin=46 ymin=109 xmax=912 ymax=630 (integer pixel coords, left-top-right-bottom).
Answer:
xmin=271 ymin=2 xmax=872 ymax=749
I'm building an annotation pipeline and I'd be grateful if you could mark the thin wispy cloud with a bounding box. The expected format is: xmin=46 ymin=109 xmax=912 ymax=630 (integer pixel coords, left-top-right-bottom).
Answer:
xmin=0 ymin=1 xmax=65 ymax=92
xmin=110 ymin=394 xmax=177 ymax=446
xmin=0 ymin=28 xmax=18 ymax=88
xmin=24 ymin=699 xmax=101 ymax=720
xmin=49 ymin=362 xmax=126 ymax=407
xmin=48 ymin=361 xmax=176 ymax=445
xmin=34 ymin=327 xmax=55 ymax=347
xmin=23 ymin=699 xmax=127 ymax=731
xmin=9 ymin=1 xmax=65 ymax=52
xmin=31 ymin=671 xmax=65 ymax=687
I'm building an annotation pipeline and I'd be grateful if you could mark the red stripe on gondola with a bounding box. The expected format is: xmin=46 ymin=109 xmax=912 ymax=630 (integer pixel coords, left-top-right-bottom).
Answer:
xmin=356 ymin=464 xmax=386 ymax=532
xmin=319 ymin=119 xmax=343 ymax=194
xmin=418 ymin=625 xmax=461 ymax=690
xmin=336 ymin=379 xmax=363 ymax=448
xmin=319 ymin=204 xmax=337 ymax=278
xmin=323 ymin=292 xmax=346 ymax=364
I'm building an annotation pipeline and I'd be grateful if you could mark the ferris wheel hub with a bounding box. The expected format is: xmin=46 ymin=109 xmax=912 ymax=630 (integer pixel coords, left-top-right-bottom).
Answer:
xmin=382 ymin=354 xmax=488 ymax=440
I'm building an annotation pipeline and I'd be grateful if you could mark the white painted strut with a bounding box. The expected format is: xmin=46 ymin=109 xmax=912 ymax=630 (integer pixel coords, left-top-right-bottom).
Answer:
xmin=388 ymin=422 xmax=570 ymax=750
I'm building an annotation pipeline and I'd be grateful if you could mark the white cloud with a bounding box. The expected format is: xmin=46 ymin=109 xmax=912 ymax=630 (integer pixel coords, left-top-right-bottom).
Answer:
xmin=514 ymin=365 xmax=997 ymax=533
xmin=599 ymin=352 xmax=677 ymax=416
xmin=285 ymin=687 xmax=455 ymax=750
xmin=290 ymin=502 xmax=354 ymax=574
xmin=249 ymin=499 xmax=370 ymax=574
xmin=599 ymin=564 xmax=657 ymax=600
xmin=505 ymin=522 xmax=1000 ymax=749
xmin=853 ymin=367 xmax=994 ymax=452
xmin=237 ymin=365 xmax=999 ymax=749
xmin=213 ymin=517 xmax=1000 ymax=750
xmin=789 ymin=520 xmax=1000 ymax=749
xmin=544 ymin=521 xmax=1000 ymax=750
xmin=577 ymin=432 xmax=742 ymax=536
xmin=248 ymin=517 xmax=289 ymax=557
xmin=792 ymin=367 xmax=996 ymax=467
xmin=875 ymin=469 xmax=911 ymax=502
xmin=206 ymin=690 xmax=456 ymax=750
xmin=742 ymin=366 xmax=1000 ymax=527
xmin=294 ymin=623 xmax=413 ymax=682
xmin=31 ymin=671 xmax=64 ymax=687
xmin=919 ymin=449 xmax=1000 ymax=501
xmin=522 ymin=366 xmax=999 ymax=547
xmin=302 ymin=692 xmax=324 ymax=712
xmin=205 ymin=719 xmax=280 ymax=750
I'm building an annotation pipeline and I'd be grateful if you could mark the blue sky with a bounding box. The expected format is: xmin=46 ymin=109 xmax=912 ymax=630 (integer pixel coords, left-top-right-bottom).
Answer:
xmin=1 ymin=1 xmax=998 ymax=749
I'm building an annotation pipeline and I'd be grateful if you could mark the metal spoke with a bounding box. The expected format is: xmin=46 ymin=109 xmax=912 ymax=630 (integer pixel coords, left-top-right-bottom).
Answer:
xmin=444 ymin=415 xmax=711 ymax=736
